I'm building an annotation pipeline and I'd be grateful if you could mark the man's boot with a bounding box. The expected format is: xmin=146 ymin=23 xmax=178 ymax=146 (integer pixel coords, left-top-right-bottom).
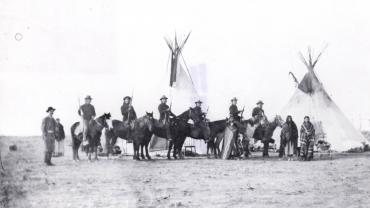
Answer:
xmin=47 ymin=152 xmax=54 ymax=166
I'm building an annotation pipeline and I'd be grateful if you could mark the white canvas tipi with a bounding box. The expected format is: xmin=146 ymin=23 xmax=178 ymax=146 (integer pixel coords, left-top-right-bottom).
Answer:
xmin=150 ymin=33 xmax=208 ymax=153
xmin=281 ymin=48 xmax=366 ymax=151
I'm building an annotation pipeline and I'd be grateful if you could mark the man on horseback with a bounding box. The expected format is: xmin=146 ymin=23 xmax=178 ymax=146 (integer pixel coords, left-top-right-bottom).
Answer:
xmin=121 ymin=96 xmax=137 ymax=139
xmin=191 ymin=100 xmax=206 ymax=128
xmin=252 ymin=100 xmax=265 ymax=121
xmin=158 ymin=95 xmax=175 ymax=141
xmin=78 ymin=95 xmax=96 ymax=145
xmin=229 ymin=97 xmax=243 ymax=124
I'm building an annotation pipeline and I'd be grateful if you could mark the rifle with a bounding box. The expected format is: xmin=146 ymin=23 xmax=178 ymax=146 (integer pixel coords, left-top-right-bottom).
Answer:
xmin=127 ymin=91 xmax=134 ymax=122
xmin=240 ymin=105 xmax=245 ymax=120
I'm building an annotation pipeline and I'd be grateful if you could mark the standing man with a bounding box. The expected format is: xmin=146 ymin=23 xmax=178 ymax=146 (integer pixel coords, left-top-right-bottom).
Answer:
xmin=158 ymin=95 xmax=175 ymax=141
xmin=54 ymin=118 xmax=65 ymax=157
xmin=192 ymin=100 xmax=206 ymax=127
xmin=121 ymin=96 xmax=137 ymax=139
xmin=78 ymin=95 xmax=96 ymax=145
xmin=41 ymin=107 xmax=57 ymax=166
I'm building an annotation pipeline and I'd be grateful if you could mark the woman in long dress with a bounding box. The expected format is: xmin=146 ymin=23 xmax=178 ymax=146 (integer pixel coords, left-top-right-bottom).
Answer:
xmin=279 ymin=115 xmax=298 ymax=160
xmin=300 ymin=116 xmax=315 ymax=161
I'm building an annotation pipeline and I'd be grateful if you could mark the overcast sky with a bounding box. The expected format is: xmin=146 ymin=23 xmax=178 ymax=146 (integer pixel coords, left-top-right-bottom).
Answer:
xmin=1 ymin=0 xmax=370 ymax=135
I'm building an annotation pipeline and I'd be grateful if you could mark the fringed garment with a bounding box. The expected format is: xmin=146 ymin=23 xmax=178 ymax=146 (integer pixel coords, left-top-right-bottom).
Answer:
xmin=300 ymin=122 xmax=315 ymax=161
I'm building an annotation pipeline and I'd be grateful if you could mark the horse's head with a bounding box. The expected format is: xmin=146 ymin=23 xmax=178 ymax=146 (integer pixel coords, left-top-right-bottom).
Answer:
xmin=97 ymin=113 xmax=111 ymax=129
xmin=144 ymin=111 xmax=154 ymax=131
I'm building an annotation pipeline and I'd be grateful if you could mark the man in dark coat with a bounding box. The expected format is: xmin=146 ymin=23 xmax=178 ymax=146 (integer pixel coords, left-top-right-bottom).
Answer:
xmin=252 ymin=100 xmax=265 ymax=119
xmin=78 ymin=95 xmax=96 ymax=145
xmin=158 ymin=95 xmax=175 ymax=141
xmin=121 ymin=96 xmax=136 ymax=139
xmin=121 ymin=96 xmax=137 ymax=123
xmin=158 ymin=95 xmax=175 ymax=122
xmin=229 ymin=97 xmax=243 ymax=122
xmin=54 ymin=118 xmax=65 ymax=157
xmin=41 ymin=107 xmax=57 ymax=166
xmin=192 ymin=100 xmax=206 ymax=127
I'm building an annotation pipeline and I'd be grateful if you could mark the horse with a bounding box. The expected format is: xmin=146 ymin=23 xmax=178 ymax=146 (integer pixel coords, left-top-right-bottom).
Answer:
xmin=252 ymin=115 xmax=284 ymax=157
xmin=131 ymin=112 xmax=154 ymax=160
xmin=104 ymin=118 xmax=133 ymax=158
xmin=170 ymin=108 xmax=211 ymax=159
xmin=206 ymin=119 xmax=228 ymax=158
xmin=70 ymin=113 xmax=111 ymax=161
xmin=150 ymin=110 xmax=189 ymax=160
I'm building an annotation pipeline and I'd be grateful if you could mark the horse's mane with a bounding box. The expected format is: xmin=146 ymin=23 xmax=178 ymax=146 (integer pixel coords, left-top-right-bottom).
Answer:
xmin=208 ymin=119 xmax=227 ymax=127
xmin=176 ymin=109 xmax=190 ymax=121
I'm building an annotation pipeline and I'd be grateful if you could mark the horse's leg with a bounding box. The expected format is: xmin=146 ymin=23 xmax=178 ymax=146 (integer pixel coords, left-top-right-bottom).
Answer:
xmin=173 ymin=142 xmax=178 ymax=159
xmin=167 ymin=141 xmax=173 ymax=160
xmin=94 ymin=146 xmax=98 ymax=160
xmin=140 ymin=144 xmax=145 ymax=160
xmin=263 ymin=140 xmax=269 ymax=157
xmin=179 ymin=138 xmax=186 ymax=159
xmin=145 ymin=144 xmax=151 ymax=160
xmin=206 ymin=140 xmax=211 ymax=158
xmin=72 ymin=139 xmax=76 ymax=160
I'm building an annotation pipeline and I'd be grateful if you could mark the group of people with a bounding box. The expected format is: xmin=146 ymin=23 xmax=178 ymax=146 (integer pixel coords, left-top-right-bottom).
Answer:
xmin=41 ymin=94 xmax=316 ymax=166
xmin=279 ymin=115 xmax=316 ymax=161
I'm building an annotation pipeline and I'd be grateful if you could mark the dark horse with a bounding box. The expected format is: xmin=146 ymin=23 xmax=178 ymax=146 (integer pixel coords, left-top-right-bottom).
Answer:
xmin=70 ymin=113 xmax=111 ymax=161
xmin=151 ymin=108 xmax=210 ymax=159
xmin=105 ymin=112 xmax=154 ymax=160
xmin=252 ymin=115 xmax=284 ymax=157
xmin=131 ymin=112 xmax=154 ymax=160
xmin=170 ymin=108 xmax=211 ymax=159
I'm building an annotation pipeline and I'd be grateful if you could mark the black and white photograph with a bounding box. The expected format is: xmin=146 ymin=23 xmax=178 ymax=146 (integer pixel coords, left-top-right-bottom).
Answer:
xmin=1 ymin=0 xmax=370 ymax=207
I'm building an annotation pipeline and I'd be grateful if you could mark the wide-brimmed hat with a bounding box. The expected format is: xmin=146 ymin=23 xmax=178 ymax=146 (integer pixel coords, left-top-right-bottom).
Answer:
xmin=160 ymin=95 xmax=168 ymax=100
xmin=85 ymin=95 xmax=92 ymax=100
xmin=46 ymin=106 xmax=55 ymax=112
xmin=231 ymin=97 xmax=238 ymax=102
xmin=195 ymin=100 xmax=202 ymax=104
xmin=123 ymin=96 xmax=131 ymax=101
xmin=256 ymin=100 xmax=264 ymax=105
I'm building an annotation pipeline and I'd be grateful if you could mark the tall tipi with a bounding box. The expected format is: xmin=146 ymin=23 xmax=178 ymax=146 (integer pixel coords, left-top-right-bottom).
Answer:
xmin=281 ymin=48 xmax=366 ymax=151
xmin=164 ymin=32 xmax=199 ymax=114
xmin=150 ymin=33 xmax=208 ymax=153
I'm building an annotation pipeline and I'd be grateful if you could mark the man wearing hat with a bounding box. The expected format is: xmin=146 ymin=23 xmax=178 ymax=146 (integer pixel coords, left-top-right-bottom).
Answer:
xmin=158 ymin=95 xmax=175 ymax=141
xmin=121 ymin=96 xmax=137 ymax=139
xmin=121 ymin=96 xmax=137 ymax=123
xmin=192 ymin=100 xmax=206 ymax=127
xmin=78 ymin=95 xmax=96 ymax=144
xmin=41 ymin=107 xmax=57 ymax=166
xmin=229 ymin=97 xmax=243 ymax=122
xmin=252 ymin=100 xmax=265 ymax=119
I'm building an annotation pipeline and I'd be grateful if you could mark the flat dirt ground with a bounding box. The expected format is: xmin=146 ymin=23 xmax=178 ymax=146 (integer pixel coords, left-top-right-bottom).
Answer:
xmin=1 ymin=136 xmax=370 ymax=208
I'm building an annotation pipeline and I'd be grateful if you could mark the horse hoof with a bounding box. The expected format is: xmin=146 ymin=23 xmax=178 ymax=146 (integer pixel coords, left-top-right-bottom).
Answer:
xmin=147 ymin=157 xmax=152 ymax=160
xmin=167 ymin=157 xmax=171 ymax=160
